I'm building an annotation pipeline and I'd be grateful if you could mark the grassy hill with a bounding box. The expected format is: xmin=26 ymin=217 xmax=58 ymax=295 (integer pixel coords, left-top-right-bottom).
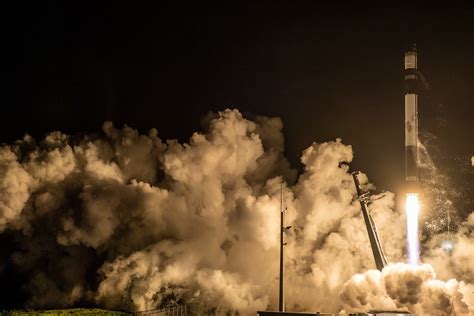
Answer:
xmin=0 ymin=309 xmax=131 ymax=316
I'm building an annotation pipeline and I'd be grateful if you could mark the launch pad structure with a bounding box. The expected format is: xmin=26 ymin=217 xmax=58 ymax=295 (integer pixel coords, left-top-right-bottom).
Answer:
xmin=257 ymin=312 xmax=411 ymax=316
xmin=352 ymin=172 xmax=388 ymax=271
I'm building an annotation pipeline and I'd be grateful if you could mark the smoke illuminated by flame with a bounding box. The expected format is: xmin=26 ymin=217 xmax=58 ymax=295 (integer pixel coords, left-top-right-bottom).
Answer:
xmin=406 ymin=193 xmax=420 ymax=266
xmin=0 ymin=109 xmax=473 ymax=314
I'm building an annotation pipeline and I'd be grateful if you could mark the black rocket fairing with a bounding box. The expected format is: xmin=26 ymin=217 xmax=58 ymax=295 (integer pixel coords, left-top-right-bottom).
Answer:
xmin=404 ymin=45 xmax=419 ymax=193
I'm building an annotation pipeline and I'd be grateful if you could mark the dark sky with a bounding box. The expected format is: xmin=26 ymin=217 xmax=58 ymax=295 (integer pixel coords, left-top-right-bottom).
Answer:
xmin=4 ymin=2 xmax=474 ymax=197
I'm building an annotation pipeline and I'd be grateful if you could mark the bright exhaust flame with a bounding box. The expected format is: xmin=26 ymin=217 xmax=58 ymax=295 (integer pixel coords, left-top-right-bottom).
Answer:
xmin=406 ymin=193 xmax=420 ymax=266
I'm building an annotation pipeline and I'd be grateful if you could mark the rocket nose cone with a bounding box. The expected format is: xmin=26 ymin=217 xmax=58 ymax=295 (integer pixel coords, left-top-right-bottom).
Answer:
xmin=406 ymin=42 xmax=417 ymax=52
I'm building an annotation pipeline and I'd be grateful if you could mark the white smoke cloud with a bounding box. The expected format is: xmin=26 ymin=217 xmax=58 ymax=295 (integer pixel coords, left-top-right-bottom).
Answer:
xmin=424 ymin=213 xmax=474 ymax=285
xmin=341 ymin=263 xmax=471 ymax=315
xmin=0 ymin=146 xmax=37 ymax=232
xmin=0 ymin=109 xmax=472 ymax=315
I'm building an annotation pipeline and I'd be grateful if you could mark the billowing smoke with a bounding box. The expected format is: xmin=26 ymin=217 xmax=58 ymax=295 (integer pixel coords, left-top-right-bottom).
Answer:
xmin=341 ymin=263 xmax=471 ymax=315
xmin=0 ymin=109 xmax=472 ymax=315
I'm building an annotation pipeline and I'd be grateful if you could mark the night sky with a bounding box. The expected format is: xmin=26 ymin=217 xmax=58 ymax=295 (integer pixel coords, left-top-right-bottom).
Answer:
xmin=4 ymin=3 xmax=473 ymax=205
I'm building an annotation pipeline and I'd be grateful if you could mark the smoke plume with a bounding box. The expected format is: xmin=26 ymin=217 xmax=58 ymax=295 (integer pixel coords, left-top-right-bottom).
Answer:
xmin=0 ymin=109 xmax=472 ymax=315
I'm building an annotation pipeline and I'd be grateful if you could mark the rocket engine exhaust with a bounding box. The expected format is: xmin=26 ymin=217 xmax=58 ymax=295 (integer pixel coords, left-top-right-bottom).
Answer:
xmin=406 ymin=193 xmax=420 ymax=266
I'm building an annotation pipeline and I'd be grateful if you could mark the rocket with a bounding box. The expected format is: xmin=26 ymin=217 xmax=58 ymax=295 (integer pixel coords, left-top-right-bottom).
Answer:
xmin=404 ymin=44 xmax=419 ymax=193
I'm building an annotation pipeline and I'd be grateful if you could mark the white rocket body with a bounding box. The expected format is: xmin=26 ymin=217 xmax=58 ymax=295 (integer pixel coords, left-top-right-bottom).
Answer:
xmin=404 ymin=47 xmax=419 ymax=191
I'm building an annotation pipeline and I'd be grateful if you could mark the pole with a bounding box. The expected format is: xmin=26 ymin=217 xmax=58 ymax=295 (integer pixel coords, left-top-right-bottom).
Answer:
xmin=279 ymin=183 xmax=285 ymax=312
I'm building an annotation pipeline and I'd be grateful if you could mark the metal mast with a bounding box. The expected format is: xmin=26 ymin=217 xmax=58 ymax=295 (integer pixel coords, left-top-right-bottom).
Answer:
xmin=278 ymin=184 xmax=291 ymax=311
xmin=279 ymin=184 xmax=285 ymax=312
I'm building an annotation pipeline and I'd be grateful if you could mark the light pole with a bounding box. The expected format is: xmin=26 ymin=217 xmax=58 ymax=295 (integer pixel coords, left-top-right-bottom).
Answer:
xmin=279 ymin=184 xmax=291 ymax=312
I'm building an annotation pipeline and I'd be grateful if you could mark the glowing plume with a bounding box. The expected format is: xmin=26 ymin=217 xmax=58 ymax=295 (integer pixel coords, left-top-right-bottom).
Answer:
xmin=406 ymin=193 xmax=420 ymax=266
